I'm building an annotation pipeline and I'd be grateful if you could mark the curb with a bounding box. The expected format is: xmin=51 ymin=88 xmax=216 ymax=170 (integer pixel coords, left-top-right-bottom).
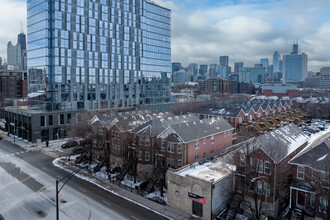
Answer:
xmin=53 ymin=157 xmax=190 ymax=220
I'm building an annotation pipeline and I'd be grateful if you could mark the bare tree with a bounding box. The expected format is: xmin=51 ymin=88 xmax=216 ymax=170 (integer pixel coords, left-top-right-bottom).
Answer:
xmin=238 ymin=138 xmax=291 ymax=219
xmin=67 ymin=111 xmax=108 ymax=165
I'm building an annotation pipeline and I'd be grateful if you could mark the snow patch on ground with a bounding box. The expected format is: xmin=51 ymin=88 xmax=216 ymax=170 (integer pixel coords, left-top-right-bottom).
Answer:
xmin=52 ymin=157 xmax=172 ymax=220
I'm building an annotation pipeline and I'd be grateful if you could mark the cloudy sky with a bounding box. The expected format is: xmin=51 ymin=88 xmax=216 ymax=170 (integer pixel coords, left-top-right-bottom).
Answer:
xmin=1 ymin=0 xmax=330 ymax=71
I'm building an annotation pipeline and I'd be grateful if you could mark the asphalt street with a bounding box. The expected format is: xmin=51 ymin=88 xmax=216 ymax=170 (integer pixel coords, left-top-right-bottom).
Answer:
xmin=0 ymin=139 xmax=169 ymax=220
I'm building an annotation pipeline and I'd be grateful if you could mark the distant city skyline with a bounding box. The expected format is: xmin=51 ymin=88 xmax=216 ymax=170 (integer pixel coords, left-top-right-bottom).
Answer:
xmin=1 ymin=0 xmax=330 ymax=71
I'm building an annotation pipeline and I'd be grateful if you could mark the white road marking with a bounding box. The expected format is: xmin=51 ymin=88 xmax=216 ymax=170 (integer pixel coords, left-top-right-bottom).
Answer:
xmin=5 ymin=192 xmax=12 ymax=197
xmin=42 ymin=167 xmax=47 ymax=171
xmin=102 ymin=200 xmax=112 ymax=206
xmin=60 ymin=200 xmax=77 ymax=209
xmin=22 ymin=207 xmax=29 ymax=213
xmin=130 ymin=215 xmax=140 ymax=220
xmin=11 ymin=153 xmax=15 ymax=156
xmin=79 ymin=187 xmax=87 ymax=193
xmin=15 ymin=152 xmax=20 ymax=155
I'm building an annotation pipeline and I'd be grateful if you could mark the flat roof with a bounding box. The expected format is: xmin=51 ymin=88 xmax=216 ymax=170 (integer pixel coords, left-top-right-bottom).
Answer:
xmin=176 ymin=158 xmax=236 ymax=184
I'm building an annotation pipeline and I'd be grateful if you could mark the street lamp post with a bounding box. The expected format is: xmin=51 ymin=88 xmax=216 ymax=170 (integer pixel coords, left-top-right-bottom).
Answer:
xmin=56 ymin=166 xmax=84 ymax=220
xmin=251 ymin=176 xmax=269 ymax=219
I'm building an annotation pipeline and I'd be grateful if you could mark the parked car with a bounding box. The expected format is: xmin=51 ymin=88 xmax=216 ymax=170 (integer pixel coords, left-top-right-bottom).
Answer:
xmin=61 ymin=141 xmax=78 ymax=149
xmin=303 ymin=131 xmax=312 ymax=137
xmin=303 ymin=128 xmax=317 ymax=134
xmin=0 ymin=135 xmax=2 ymax=140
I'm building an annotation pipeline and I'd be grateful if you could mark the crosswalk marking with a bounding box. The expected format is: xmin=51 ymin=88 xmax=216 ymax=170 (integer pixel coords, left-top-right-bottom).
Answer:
xmin=0 ymin=150 xmax=28 ymax=158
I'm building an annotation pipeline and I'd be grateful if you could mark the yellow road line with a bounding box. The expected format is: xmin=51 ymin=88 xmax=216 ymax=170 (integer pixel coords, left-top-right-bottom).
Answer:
xmin=36 ymin=185 xmax=47 ymax=193
xmin=20 ymin=175 xmax=31 ymax=183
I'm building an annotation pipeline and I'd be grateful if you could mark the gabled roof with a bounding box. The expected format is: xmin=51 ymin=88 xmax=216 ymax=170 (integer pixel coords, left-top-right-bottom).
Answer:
xmin=170 ymin=117 xmax=234 ymax=143
xmin=289 ymin=137 xmax=330 ymax=172
xmin=92 ymin=111 xmax=172 ymax=132
xmin=239 ymin=124 xmax=308 ymax=163
xmin=133 ymin=114 xmax=199 ymax=137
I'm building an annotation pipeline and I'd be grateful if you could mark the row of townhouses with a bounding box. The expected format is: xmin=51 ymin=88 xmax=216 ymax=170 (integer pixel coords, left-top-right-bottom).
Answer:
xmin=167 ymin=124 xmax=330 ymax=220
xmin=89 ymin=111 xmax=234 ymax=182
xmin=191 ymin=99 xmax=293 ymax=131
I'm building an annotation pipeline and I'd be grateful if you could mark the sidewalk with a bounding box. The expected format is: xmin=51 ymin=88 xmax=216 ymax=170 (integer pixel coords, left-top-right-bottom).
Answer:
xmin=53 ymin=157 xmax=191 ymax=220
xmin=0 ymin=130 xmax=70 ymax=158
xmin=0 ymin=130 xmax=34 ymax=149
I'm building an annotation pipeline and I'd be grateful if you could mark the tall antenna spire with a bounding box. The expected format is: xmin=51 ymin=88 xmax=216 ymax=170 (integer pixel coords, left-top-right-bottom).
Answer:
xmin=20 ymin=21 xmax=23 ymax=33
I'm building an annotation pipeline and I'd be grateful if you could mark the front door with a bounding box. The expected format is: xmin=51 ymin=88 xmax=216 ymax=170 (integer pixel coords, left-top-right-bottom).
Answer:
xmin=297 ymin=191 xmax=306 ymax=208
xmin=192 ymin=201 xmax=203 ymax=217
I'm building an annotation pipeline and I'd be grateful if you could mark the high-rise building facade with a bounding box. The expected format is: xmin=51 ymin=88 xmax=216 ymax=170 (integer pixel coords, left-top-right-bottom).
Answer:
xmin=7 ymin=41 xmax=22 ymax=70
xmin=234 ymin=62 xmax=243 ymax=75
xmin=239 ymin=67 xmax=266 ymax=84
xmin=273 ymin=51 xmax=280 ymax=73
xmin=320 ymin=67 xmax=330 ymax=89
xmin=188 ymin=63 xmax=198 ymax=75
xmin=172 ymin=62 xmax=182 ymax=73
xmin=209 ymin=64 xmax=218 ymax=79
xmin=27 ymin=0 xmax=171 ymax=111
xmin=17 ymin=32 xmax=27 ymax=70
xmin=219 ymin=56 xmax=229 ymax=66
xmin=199 ymin=64 xmax=208 ymax=76
xmin=260 ymin=58 xmax=269 ymax=69
xmin=283 ymin=53 xmax=308 ymax=83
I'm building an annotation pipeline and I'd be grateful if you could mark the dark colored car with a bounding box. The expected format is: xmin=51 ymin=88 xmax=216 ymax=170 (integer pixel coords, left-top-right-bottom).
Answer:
xmin=0 ymin=135 xmax=2 ymax=140
xmin=61 ymin=141 xmax=78 ymax=149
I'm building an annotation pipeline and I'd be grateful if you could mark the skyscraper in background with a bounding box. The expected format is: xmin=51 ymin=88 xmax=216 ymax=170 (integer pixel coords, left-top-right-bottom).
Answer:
xmin=273 ymin=51 xmax=280 ymax=73
xmin=188 ymin=63 xmax=198 ymax=75
xmin=209 ymin=64 xmax=218 ymax=79
xmin=292 ymin=42 xmax=299 ymax=55
xmin=17 ymin=32 xmax=27 ymax=70
xmin=27 ymin=0 xmax=171 ymax=111
xmin=199 ymin=64 xmax=208 ymax=76
xmin=234 ymin=62 xmax=244 ymax=75
xmin=172 ymin=62 xmax=182 ymax=73
xmin=7 ymin=41 xmax=21 ymax=70
xmin=219 ymin=56 xmax=230 ymax=77
xmin=283 ymin=43 xmax=308 ymax=83
xmin=261 ymin=58 xmax=269 ymax=69
xmin=219 ymin=56 xmax=229 ymax=66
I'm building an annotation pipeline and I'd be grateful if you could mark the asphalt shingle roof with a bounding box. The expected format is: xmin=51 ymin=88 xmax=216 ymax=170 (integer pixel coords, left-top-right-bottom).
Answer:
xmin=290 ymin=137 xmax=330 ymax=172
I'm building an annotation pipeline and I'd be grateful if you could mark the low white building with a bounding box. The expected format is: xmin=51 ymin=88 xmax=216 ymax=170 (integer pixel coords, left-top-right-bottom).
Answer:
xmin=167 ymin=153 xmax=236 ymax=219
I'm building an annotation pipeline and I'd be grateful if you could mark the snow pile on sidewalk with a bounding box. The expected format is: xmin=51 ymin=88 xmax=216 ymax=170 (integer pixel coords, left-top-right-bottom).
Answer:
xmin=52 ymin=156 xmax=171 ymax=219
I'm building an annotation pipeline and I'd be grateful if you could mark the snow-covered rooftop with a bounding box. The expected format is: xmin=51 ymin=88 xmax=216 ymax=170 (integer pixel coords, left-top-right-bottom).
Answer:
xmin=176 ymin=160 xmax=236 ymax=184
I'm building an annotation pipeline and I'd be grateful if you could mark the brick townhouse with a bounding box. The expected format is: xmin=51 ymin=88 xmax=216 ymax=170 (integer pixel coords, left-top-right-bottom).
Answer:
xmin=131 ymin=115 xmax=234 ymax=179
xmin=191 ymin=99 xmax=292 ymax=132
xmin=235 ymin=124 xmax=308 ymax=218
xmin=289 ymin=137 xmax=330 ymax=219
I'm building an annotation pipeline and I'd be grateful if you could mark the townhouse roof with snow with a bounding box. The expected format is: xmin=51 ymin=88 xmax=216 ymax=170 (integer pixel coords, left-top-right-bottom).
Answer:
xmin=290 ymin=136 xmax=330 ymax=172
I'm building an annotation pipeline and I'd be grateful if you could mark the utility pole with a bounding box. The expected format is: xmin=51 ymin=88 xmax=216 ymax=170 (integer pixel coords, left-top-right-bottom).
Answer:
xmin=56 ymin=166 xmax=84 ymax=220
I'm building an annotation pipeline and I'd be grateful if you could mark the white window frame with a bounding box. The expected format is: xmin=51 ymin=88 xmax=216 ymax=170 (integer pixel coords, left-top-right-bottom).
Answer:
xmin=195 ymin=155 xmax=199 ymax=161
xmin=195 ymin=140 xmax=199 ymax=149
xmin=297 ymin=166 xmax=304 ymax=180
xmin=224 ymin=131 xmax=227 ymax=137
xmin=239 ymin=117 xmax=242 ymax=123
xmin=211 ymin=149 xmax=215 ymax=154
xmin=177 ymin=159 xmax=182 ymax=167
xmin=257 ymin=159 xmax=263 ymax=173
xmin=249 ymin=115 xmax=252 ymax=121
xmin=145 ymin=137 xmax=150 ymax=146
xmin=177 ymin=144 xmax=182 ymax=154
xmin=211 ymin=135 xmax=215 ymax=144
xmin=240 ymin=153 xmax=245 ymax=167
xmin=258 ymin=113 xmax=261 ymax=118
xmin=319 ymin=197 xmax=328 ymax=213
xmin=203 ymin=138 xmax=206 ymax=144
xmin=264 ymin=161 xmax=271 ymax=175
xmin=145 ymin=151 xmax=150 ymax=161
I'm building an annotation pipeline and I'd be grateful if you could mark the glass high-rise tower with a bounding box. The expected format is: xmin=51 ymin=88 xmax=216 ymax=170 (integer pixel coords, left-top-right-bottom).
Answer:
xmin=27 ymin=0 xmax=171 ymax=111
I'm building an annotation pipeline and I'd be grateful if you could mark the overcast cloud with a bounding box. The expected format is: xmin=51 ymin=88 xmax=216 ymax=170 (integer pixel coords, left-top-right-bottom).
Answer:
xmin=1 ymin=0 xmax=330 ymax=71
